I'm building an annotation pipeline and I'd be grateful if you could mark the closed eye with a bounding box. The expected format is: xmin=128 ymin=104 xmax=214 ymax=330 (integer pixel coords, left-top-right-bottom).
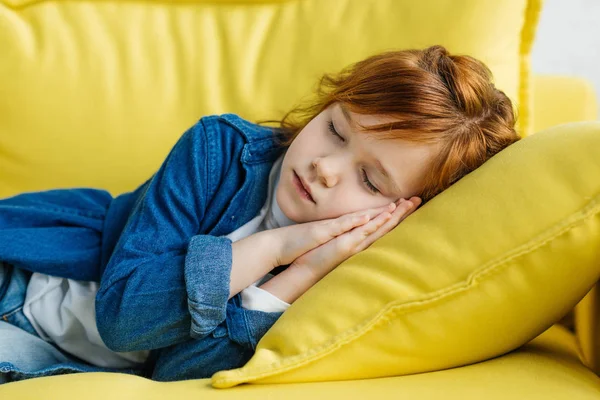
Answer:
xmin=327 ymin=119 xmax=380 ymax=194
xmin=328 ymin=120 xmax=343 ymax=141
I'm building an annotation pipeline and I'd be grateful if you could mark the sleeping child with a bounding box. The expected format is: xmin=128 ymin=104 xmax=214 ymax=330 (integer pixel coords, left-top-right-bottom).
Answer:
xmin=0 ymin=45 xmax=520 ymax=383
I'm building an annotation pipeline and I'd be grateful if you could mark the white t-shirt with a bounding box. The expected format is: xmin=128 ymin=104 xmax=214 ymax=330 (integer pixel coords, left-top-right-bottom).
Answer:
xmin=22 ymin=151 xmax=295 ymax=368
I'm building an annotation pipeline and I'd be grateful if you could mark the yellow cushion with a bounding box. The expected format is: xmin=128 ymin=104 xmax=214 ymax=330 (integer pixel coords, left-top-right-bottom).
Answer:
xmin=211 ymin=121 xmax=600 ymax=388
xmin=532 ymin=75 xmax=599 ymax=132
xmin=530 ymin=75 xmax=600 ymax=376
xmin=576 ymin=284 xmax=600 ymax=375
xmin=0 ymin=0 xmax=540 ymax=199
xmin=2 ymin=325 xmax=599 ymax=399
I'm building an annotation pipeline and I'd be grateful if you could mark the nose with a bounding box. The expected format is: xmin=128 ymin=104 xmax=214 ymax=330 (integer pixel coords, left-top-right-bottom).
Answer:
xmin=312 ymin=157 xmax=339 ymax=187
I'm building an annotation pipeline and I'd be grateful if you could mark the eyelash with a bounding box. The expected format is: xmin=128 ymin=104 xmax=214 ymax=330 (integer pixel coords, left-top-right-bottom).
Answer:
xmin=327 ymin=120 xmax=380 ymax=194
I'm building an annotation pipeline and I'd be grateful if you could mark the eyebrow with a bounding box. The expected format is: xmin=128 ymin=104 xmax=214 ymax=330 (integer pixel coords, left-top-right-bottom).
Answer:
xmin=338 ymin=103 xmax=403 ymax=196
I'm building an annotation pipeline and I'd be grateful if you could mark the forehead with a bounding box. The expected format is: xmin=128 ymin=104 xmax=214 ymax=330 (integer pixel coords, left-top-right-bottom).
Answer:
xmin=337 ymin=102 xmax=399 ymax=134
xmin=333 ymin=103 xmax=439 ymax=195
xmin=334 ymin=102 xmax=430 ymax=149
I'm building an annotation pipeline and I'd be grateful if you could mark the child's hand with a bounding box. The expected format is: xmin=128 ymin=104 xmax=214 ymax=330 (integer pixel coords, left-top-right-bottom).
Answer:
xmin=274 ymin=197 xmax=421 ymax=270
xmin=287 ymin=197 xmax=421 ymax=280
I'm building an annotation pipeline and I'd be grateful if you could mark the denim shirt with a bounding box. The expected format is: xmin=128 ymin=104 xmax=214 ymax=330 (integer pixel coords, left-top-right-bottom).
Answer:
xmin=1 ymin=114 xmax=291 ymax=381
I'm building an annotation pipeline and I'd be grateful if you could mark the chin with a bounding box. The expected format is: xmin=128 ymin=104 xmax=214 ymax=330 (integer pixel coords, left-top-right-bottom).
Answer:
xmin=276 ymin=188 xmax=301 ymax=223
xmin=283 ymin=202 xmax=305 ymax=224
xmin=288 ymin=214 xmax=303 ymax=223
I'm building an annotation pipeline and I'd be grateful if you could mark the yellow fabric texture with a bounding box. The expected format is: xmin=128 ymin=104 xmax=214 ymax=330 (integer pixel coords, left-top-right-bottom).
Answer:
xmin=212 ymin=121 xmax=600 ymax=387
xmin=531 ymin=75 xmax=599 ymax=133
xmin=0 ymin=0 xmax=539 ymax=199
xmin=529 ymin=75 xmax=600 ymax=377
xmin=577 ymin=285 xmax=600 ymax=376
xmin=2 ymin=325 xmax=600 ymax=399
xmin=5 ymin=0 xmax=599 ymax=397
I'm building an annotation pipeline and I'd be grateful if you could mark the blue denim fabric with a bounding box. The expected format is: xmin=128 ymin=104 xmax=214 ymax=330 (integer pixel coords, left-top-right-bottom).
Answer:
xmin=0 ymin=262 xmax=137 ymax=383
xmin=0 ymin=114 xmax=289 ymax=382
xmin=0 ymin=263 xmax=37 ymax=337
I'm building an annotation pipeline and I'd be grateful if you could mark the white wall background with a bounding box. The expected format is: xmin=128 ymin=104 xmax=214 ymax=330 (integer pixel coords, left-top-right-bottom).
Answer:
xmin=531 ymin=0 xmax=600 ymax=118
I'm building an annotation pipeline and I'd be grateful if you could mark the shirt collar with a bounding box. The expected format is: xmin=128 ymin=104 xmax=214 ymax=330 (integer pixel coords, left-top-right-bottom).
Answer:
xmin=217 ymin=113 xmax=288 ymax=165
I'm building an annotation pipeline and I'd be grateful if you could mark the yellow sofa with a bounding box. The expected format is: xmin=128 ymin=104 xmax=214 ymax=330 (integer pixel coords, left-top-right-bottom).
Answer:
xmin=1 ymin=0 xmax=600 ymax=398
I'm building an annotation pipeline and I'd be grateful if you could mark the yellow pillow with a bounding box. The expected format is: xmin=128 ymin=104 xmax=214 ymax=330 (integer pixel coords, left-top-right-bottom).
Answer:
xmin=0 ymin=0 xmax=540 ymax=198
xmin=212 ymin=121 xmax=600 ymax=388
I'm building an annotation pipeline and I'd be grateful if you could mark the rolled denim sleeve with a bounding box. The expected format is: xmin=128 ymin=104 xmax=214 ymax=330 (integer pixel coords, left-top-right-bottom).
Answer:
xmin=185 ymin=235 xmax=285 ymax=347
xmin=96 ymin=118 xmax=235 ymax=352
xmin=184 ymin=235 xmax=233 ymax=338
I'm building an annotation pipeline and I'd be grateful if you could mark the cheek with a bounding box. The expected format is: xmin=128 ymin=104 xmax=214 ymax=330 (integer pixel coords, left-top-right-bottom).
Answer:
xmin=343 ymin=190 xmax=388 ymax=214
xmin=288 ymin=131 xmax=311 ymax=156
xmin=327 ymin=193 xmax=365 ymax=216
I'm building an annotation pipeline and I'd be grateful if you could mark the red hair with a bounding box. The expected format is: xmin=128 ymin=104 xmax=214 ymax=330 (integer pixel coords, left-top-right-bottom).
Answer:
xmin=258 ymin=45 xmax=520 ymax=203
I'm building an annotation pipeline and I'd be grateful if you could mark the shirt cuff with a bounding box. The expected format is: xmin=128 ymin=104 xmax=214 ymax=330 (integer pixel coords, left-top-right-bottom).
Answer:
xmin=240 ymin=284 xmax=291 ymax=312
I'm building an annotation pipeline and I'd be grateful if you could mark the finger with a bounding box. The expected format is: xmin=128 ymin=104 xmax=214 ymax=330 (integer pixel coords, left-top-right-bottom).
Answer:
xmin=330 ymin=200 xmax=405 ymax=243
xmin=396 ymin=197 xmax=422 ymax=208
xmin=338 ymin=213 xmax=371 ymax=234
xmin=308 ymin=202 xmax=408 ymax=268
xmin=335 ymin=202 xmax=396 ymax=235
xmin=327 ymin=211 xmax=390 ymax=260
xmin=318 ymin=200 xmax=420 ymax=264
xmin=387 ymin=197 xmax=419 ymax=224
xmin=279 ymin=201 xmax=398 ymax=266
xmin=354 ymin=217 xmax=392 ymax=253
xmin=355 ymin=199 xmax=415 ymax=235
xmin=355 ymin=200 xmax=418 ymax=252
xmin=365 ymin=203 xmax=398 ymax=222
xmin=354 ymin=202 xmax=396 ymax=219
xmin=388 ymin=198 xmax=417 ymax=226
xmin=350 ymin=210 xmax=393 ymax=241
xmin=340 ymin=200 xmax=407 ymax=236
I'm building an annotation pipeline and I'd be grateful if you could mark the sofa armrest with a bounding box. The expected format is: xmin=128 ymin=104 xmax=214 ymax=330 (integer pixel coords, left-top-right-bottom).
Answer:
xmin=534 ymin=75 xmax=600 ymax=376
xmin=576 ymin=284 xmax=600 ymax=375
xmin=531 ymin=74 xmax=600 ymax=375
xmin=531 ymin=74 xmax=598 ymax=133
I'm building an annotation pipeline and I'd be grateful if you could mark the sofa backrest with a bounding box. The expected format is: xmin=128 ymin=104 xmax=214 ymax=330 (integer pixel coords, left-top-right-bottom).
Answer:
xmin=0 ymin=0 xmax=541 ymax=197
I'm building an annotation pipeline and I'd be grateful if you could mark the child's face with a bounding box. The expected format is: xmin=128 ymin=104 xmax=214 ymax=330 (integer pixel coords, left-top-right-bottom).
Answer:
xmin=277 ymin=102 xmax=440 ymax=223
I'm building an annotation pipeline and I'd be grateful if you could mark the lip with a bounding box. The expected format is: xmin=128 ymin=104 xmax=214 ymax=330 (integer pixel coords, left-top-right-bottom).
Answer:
xmin=293 ymin=171 xmax=316 ymax=204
